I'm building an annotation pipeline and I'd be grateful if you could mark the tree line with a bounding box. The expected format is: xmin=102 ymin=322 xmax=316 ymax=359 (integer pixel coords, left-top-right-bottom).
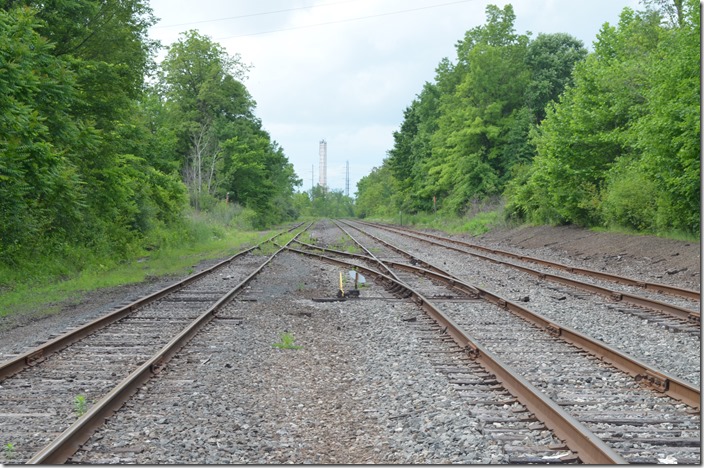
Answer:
xmin=355 ymin=1 xmax=699 ymax=235
xmin=0 ymin=1 xmax=300 ymax=270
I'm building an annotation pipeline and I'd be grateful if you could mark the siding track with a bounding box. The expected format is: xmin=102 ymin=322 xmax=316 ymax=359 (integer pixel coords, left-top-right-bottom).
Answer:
xmin=340 ymin=221 xmax=701 ymax=384
xmin=357 ymin=221 xmax=700 ymax=330
xmin=0 ymin=224 xmax=306 ymax=464
xmin=289 ymin=219 xmax=701 ymax=463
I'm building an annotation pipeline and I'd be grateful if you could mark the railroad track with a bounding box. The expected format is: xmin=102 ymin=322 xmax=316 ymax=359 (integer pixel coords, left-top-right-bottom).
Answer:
xmin=289 ymin=220 xmax=700 ymax=463
xmin=40 ymin=238 xmax=571 ymax=463
xmin=364 ymin=221 xmax=700 ymax=301
xmin=354 ymin=221 xmax=700 ymax=332
xmin=339 ymin=222 xmax=701 ymax=385
xmin=335 ymin=220 xmax=700 ymax=386
xmin=0 ymin=224 xmax=307 ymax=464
xmin=1 ymin=219 xmax=699 ymax=463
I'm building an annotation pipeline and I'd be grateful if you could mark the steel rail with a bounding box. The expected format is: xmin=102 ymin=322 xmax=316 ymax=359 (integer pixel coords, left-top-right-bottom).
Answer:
xmin=285 ymin=244 xmax=628 ymax=464
xmin=26 ymin=224 xmax=312 ymax=464
xmin=339 ymin=220 xmax=700 ymax=408
xmin=337 ymin=220 xmax=455 ymax=277
xmin=362 ymin=220 xmax=700 ymax=301
xmin=385 ymin=259 xmax=701 ymax=409
xmin=331 ymin=219 xmax=404 ymax=283
xmin=352 ymin=220 xmax=700 ymax=325
xmin=0 ymin=223 xmax=303 ymax=381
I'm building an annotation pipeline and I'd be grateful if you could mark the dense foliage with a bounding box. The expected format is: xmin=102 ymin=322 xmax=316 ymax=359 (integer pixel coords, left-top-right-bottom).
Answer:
xmin=0 ymin=2 xmax=300 ymax=278
xmin=157 ymin=30 xmax=300 ymax=227
xmin=356 ymin=1 xmax=700 ymax=235
xmin=294 ymin=186 xmax=355 ymax=218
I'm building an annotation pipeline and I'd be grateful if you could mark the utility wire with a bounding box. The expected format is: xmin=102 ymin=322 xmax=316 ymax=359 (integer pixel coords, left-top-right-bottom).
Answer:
xmin=157 ymin=0 xmax=478 ymax=39
xmin=218 ymin=0 xmax=477 ymax=39
xmin=154 ymin=0 xmax=363 ymax=29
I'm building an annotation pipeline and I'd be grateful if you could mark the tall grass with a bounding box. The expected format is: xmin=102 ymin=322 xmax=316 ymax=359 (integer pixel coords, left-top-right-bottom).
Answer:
xmin=0 ymin=202 xmax=266 ymax=319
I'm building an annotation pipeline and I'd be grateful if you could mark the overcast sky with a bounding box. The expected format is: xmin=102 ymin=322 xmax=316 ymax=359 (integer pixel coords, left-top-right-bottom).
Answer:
xmin=147 ymin=0 xmax=641 ymax=196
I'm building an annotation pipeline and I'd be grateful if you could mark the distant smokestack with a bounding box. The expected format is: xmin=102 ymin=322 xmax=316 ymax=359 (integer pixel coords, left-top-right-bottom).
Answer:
xmin=345 ymin=160 xmax=349 ymax=197
xmin=319 ymin=139 xmax=327 ymax=189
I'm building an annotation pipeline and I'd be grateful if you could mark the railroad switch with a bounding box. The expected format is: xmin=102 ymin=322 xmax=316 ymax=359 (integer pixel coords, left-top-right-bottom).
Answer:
xmin=336 ymin=270 xmax=361 ymax=298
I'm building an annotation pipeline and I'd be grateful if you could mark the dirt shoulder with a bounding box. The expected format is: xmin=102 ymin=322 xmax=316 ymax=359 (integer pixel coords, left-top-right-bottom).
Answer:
xmin=471 ymin=224 xmax=700 ymax=291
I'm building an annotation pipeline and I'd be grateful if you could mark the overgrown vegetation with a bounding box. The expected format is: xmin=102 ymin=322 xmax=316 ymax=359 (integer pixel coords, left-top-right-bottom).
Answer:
xmin=0 ymin=206 xmax=263 ymax=320
xmin=373 ymin=199 xmax=508 ymax=236
xmin=355 ymin=1 xmax=699 ymax=238
xmin=294 ymin=186 xmax=355 ymax=218
xmin=0 ymin=2 xmax=301 ymax=310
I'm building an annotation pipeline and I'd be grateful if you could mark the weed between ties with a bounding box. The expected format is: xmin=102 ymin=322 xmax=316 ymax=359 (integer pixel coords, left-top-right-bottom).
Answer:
xmin=74 ymin=394 xmax=88 ymax=416
xmin=273 ymin=332 xmax=302 ymax=350
xmin=4 ymin=442 xmax=15 ymax=460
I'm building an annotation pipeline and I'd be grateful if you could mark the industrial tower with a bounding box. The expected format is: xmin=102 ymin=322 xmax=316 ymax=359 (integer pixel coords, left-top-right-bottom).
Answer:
xmin=318 ymin=139 xmax=327 ymax=189
xmin=345 ymin=160 xmax=349 ymax=197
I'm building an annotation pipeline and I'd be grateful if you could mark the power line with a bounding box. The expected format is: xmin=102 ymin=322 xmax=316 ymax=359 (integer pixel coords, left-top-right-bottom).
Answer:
xmin=154 ymin=0 xmax=361 ymax=29
xmin=215 ymin=0 xmax=478 ymax=40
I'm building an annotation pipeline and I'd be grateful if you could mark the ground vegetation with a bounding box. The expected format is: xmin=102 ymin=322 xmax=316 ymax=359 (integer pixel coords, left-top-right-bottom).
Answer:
xmin=0 ymin=2 xmax=300 ymax=292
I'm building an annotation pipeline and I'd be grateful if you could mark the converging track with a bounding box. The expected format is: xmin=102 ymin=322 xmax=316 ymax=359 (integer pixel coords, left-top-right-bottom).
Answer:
xmin=358 ymin=221 xmax=700 ymax=330
xmin=290 ymin=219 xmax=700 ymax=463
xmin=0 ymin=219 xmax=699 ymax=464
xmin=342 ymin=221 xmax=701 ymax=383
xmin=0 ymin=224 xmax=305 ymax=464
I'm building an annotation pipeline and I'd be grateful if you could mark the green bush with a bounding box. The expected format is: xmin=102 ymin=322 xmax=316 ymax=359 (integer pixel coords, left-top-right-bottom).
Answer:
xmin=602 ymin=171 xmax=658 ymax=231
xmin=462 ymin=211 xmax=500 ymax=235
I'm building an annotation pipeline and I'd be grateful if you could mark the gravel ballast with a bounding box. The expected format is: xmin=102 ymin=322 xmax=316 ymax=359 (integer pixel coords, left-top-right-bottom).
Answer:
xmin=77 ymin=252 xmax=510 ymax=464
xmin=1 ymin=221 xmax=699 ymax=464
xmin=357 ymin=223 xmax=701 ymax=386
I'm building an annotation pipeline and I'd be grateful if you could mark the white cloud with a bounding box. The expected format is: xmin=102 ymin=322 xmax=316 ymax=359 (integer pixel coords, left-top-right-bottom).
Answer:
xmin=149 ymin=0 xmax=641 ymax=197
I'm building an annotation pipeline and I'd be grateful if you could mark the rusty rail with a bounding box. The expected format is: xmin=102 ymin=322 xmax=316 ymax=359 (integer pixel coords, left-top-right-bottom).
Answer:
xmin=338 ymin=220 xmax=700 ymax=408
xmin=384 ymin=259 xmax=700 ymax=409
xmin=26 ymin=224 xmax=311 ymax=464
xmin=354 ymin=220 xmax=700 ymax=325
xmin=286 ymin=244 xmax=628 ymax=464
xmin=0 ymin=223 xmax=303 ymax=381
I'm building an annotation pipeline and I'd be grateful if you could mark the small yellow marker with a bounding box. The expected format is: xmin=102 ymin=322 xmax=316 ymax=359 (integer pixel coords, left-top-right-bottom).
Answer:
xmin=339 ymin=271 xmax=345 ymax=297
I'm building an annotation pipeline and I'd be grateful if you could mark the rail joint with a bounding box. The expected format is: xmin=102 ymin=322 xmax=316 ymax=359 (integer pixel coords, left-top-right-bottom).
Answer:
xmin=635 ymin=370 xmax=669 ymax=393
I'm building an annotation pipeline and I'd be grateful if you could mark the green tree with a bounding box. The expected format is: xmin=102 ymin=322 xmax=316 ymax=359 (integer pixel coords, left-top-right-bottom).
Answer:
xmin=370 ymin=4 xmax=588 ymax=219
xmin=308 ymin=187 xmax=354 ymax=218
xmin=524 ymin=33 xmax=587 ymax=122
xmin=158 ymin=30 xmax=300 ymax=226
xmin=159 ymin=30 xmax=252 ymax=210
xmin=0 ymin=1 xmax=191 ymax=270
xmin=508 ymin=1 xmax=699 ymax=234
xmin=354 ymin=165 xmax=399 ymax=218
xmin=0 ymin=7 xmax=83 ymax=261
xmin=633 ymin=0 xmax=700 ymax=232
xmin=423 ymin=4 xmax=530 ymax=213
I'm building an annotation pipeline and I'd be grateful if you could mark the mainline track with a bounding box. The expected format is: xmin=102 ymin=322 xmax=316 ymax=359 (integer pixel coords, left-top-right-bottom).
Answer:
xmin=0 ymin=223 xmax=307 ymax=464
xmin=333 ymin=220 xmax=699 ymax=405
xmin=364 ymin=221 xmax=699 ymax=301
xmin=285 ymin=245 xmax=625 ymax=464
xmin=352 ymin=221 xmax=700 ymax=333
xmin=338 ymin=221 xmax=700 ymax=385
xmin=289 ymin=220 xmax=700 ymax=463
